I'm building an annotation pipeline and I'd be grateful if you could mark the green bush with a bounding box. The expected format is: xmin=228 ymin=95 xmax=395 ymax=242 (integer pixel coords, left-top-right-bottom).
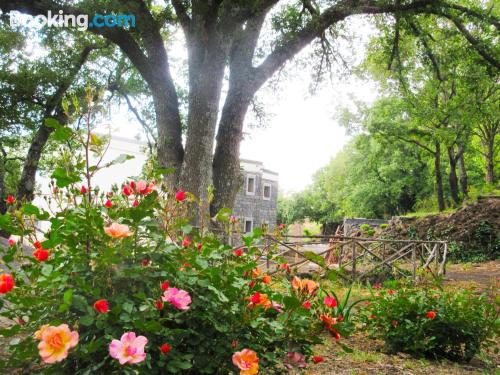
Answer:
xmin=362 ymin=286 xmax=499 ymax=361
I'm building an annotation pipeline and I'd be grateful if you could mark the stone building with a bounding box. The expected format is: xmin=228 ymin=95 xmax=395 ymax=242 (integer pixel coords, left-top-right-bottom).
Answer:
xmin=232 ymin=159 xmax=279 ymax=232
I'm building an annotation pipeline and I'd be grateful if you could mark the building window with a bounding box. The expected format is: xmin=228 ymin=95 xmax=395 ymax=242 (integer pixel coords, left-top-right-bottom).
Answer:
xmin=246 ymin=175 xmax=256 ymax=195
xmin=244 ymin=218 xmax=253 ymax=233
xmin=263 ymin=183 xmax=271 ymax=200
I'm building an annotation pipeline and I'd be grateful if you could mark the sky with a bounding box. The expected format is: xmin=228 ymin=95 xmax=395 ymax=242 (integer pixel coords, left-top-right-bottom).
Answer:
xmin=240 ymin=70 xmax=378 ymax=194
xmin=109 ymin=16 xmax=379 ymax=195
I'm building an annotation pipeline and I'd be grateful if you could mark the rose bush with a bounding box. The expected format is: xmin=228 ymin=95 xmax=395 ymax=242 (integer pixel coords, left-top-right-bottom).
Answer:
xmin=0 ymin=100 xmax=341 ymax=373
xmin=361 ymin=284 xmax=499 ymax=361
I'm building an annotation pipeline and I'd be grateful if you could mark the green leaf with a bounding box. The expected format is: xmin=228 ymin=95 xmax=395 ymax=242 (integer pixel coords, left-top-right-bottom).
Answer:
xmin=72 ymin=295 xmax=88 ymax=312
xmin=303 ymin=251 xmax=326 ymax=267
xmin=122 ymin=302 xmax=134 ymax=314
xmin=22 ymin=203 xmax=40 ymax=216
xmin=181 ymin=225 xmax=193 ymax=234
xmin=63 ymin=289 xmax=74 ymax=305
xmin=51 ymin=167 xmax=80 ymax=188
xmin=80 ymin=315 xmax=94 ymax=326
xmin=214 ymin=207 xmax=231 ymax=222
xmin=41 ymin=264 xmax=53 ymax=277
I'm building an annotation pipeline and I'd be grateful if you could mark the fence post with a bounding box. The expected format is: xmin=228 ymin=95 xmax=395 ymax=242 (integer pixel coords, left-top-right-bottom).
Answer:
xmin=352 ymin=241 xmax=356 ymax=278
xmin=339 ymin=240 xmax=343 ymax=267
xmin=412 ymin=244 xmax=417 ymax=280
xmin=266 ymin=237 xmax=270 ymax=271
xmin=434 ymin=243 xmax=439 ymax=274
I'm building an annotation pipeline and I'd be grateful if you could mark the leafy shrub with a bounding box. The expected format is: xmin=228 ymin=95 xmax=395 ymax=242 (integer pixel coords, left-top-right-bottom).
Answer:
xmin=362 ymin=285 xmax=498 ymax=361
xmin=359 ymin=224 xmax=375 ymax=236
xmin=0 ymin=103 xmax=331 ymax=374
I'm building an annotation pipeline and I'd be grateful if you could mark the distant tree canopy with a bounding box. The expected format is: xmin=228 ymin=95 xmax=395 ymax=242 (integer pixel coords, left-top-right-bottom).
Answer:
xmin=279 ymin=1 xmax=499 ymax=227
xmin=1 ymin=0 xmax=498 ymax=222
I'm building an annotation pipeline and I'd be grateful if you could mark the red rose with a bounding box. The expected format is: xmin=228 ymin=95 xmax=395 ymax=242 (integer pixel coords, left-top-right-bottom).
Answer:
xmin=323 ymin=296 xmax=337 ymax=308
xmin=123 ymin=185 xmax=132 ymax=196
xmin=182 ymin=237 xmax=190 ymax=247
xmin=312 ymin=356 xmax=324 ymax=364
xmin=302 ymin=300 xmax=311 ymax=309
xmin=233 ymin=248 xmax=243 ymax=257
xmin=8 ymin=238 xmax=15 ymax=247
xmin=374 ymin=282 xmax=381 ymax=290
xmin=160 ymin=343 xmax=171 ymax=354
xmin=155 ymin=300 xmax=164 ymax=310
xmin=6 ymin=195 xmax=15 ymax=204
xmin=130 ymin=181 xmax=136 ymax=189
xmin=250 ymin=292 xmax=261 ymax=304
xmin=132 ymin=199 xmax=139 ymax=207
xmin=34 ymin=241 xmax=42 ymax=249
xmin=33 ymin=248 xmax=49 ymax=262
xmin=93 ymin=299 xmax=109 ymax=314
xmin=248 ymin=281 xmax=256 ymax=288
xmin=196 ymin=243 xmax=203 ymax=251
xmin=141 ymin=259 xmax=151 ymax=267
xmin=426 ymin=311 xmax=436 ymax=319
xmin=80 ymin=185 xmax=87 ymax=194
xmin=0 ymin=274 xmax=14 ymax=294
xmin=160 ymin=281 xmax=169 ymax=291
xmin=175 ymin=190 xmax=186 ymax=202
xmin=104 ymin=199 xmax=112 ymax=208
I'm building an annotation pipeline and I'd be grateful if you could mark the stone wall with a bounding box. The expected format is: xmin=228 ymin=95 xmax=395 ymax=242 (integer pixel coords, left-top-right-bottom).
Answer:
xmin=343 ymin=218 xmax=388 ymax=236
xmin=233 ymin=171 xmax=278 ymax=231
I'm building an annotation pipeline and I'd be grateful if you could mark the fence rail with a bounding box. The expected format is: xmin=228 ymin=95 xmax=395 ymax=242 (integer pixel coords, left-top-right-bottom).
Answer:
xmin=257 ymin=235 xmax=448 ymax=281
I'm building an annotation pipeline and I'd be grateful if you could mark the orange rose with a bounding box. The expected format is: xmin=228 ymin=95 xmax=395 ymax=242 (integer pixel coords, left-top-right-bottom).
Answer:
xmin=35 ymin=324 xmax=79 ymax=363
xmin=262 ymin=275 xmax=271 ymax=284
xmin=104 ymin=223 xmax=132 ymax=239
xmin=252 ymin=268 xmax=261 ymax=279
xmin=232 ymin=348 xmax=259 ymax=375
xmin=248 ymin=292 xmax=272 ymax=310
xmin=292 ymin=276 xmax=318 ymax=295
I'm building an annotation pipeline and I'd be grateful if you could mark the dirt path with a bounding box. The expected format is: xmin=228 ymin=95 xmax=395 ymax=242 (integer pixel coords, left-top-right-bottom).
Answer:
xmin=444 ymin=261 xmax=499 ymax=290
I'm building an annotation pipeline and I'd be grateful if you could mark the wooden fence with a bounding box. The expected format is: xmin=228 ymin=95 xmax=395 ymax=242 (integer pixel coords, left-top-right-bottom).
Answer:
xmin=256 ymin=235 xmax=448 ymax=281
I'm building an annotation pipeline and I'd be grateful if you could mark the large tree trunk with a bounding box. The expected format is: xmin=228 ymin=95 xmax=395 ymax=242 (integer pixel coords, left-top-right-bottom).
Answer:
xmin=16 ymin=122 xmax=56 ymax=201
xmin=0 ymin=156 xmax=6 ymax=215
xmin=457 ymin=146 xmax=468 ymax=196
xmin=17 ymin=46 xmax=94 ymax=201
xmin=152 ymin=83 xmax=184 ymax=186
xmin=211 ymin=89 xmax=252 ymax=216
xmin=180 ymin=32 xmax=231 ymax=203
xmin=484 ymin=137 xmax=495 ymax=184
xmin=435 ymin=143 xmax=445 ymax=211
xmin=212 ymin=15 xmax=266 ymax=215
xmin=447 ymin=146 xmax=460 ymax=205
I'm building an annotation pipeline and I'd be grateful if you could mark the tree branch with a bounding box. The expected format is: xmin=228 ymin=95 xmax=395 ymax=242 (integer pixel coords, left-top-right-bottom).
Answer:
xmin=252 ymin=0 xmax=438 ymax=89
xmin=435 ymin=10 xmax=500 ymax=70
xmin=171 ymin=0 xmax=191 ymax=33
xmin=408 ymin=19 xmax=444 ymax=82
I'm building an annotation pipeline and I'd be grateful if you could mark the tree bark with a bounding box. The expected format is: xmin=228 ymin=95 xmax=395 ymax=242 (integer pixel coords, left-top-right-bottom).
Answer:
xmin=447 ymin=146 xmax=460 ymax=205
xmin=457 ymin=145 xmax=468 ymax=196
xmin=212 ymin=15 xmax=266 ymax=216
xmin=0 ymin=155 xmax=6 ymax=215
xmin=179 ymin=23 xmax=234 ymax=204
xmin=435 ymin=142 xmax=445 ymax=211
xmin=484 ymin=136 xmax=496 ymax=184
